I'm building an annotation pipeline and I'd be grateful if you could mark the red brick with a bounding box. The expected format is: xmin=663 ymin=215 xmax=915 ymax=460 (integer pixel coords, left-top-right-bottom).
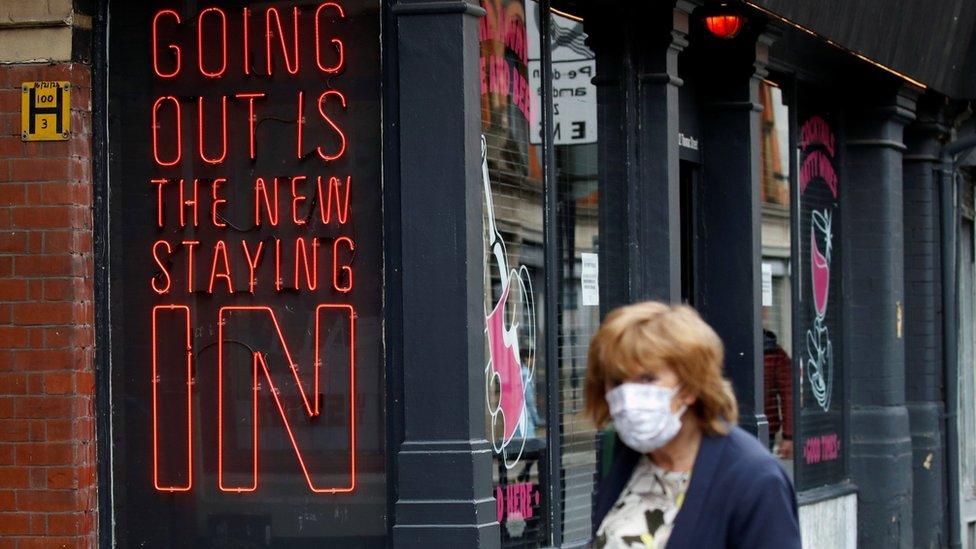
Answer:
xmin=0 ymin=490 xmax=14 ymax=510
xmin=0 ymin=327 xmax=29 ymax=348
xmin=0 ymin=512 xmax=30 ymax=534
xmin=0 ymin=90 xmax=19 ymax=113
xmin=27 ymin=328 xmax=43 ymax=348
xmin=44 ymin=231 xmax=89 ymax=255
xmin=27 ymin=280 xmax=42 ymax=301
xmin=28 ymin=514 xmax=45 ymax=535
xmin=15 ymin=536 xmax=79 ymax=549
xmin=44 ymin=420 xmax=71 ymax=442
xmin=0 ymin=468 xmax=30 ymax=489
xmin=11 ymin=303 xmax=76 ymax=326
xmin=0 ymin=231 xmax=27 ymax=253
xmin=43 ymin=373 xmax=73 ymax=395
xmin=0 ymin=373 xmax=27 ymax=394
xmin=0 ymin=136 xmax=23 ymax=158
xmin=11 ymin=396 xmax=73 ymax=419
xmin=0 ymin=420 xmax=28 ymax=442
xmin=15 ymin=489 xmax=77 ymax=512
xmin=0 ymin=183 xmax=24 ymax=205
xmin=45 ymin=468 xmax=76 ymax=490
xmin=14 ymin=444 xmax=72 ymax=467
xmin=46 ymin=512 xmax=86 ymax=535
xmin=0 ymin=113 xmax=19 ymax=137
xmin=29 ymin=467 xmax=45 ymax=488
xmin=10 ymin=207 xmax=73 ymax=229
xmin=23 ymin=139 xmax=70 ymax=158
xmin=0 ymin=446 xmax=13 ymax=465
xmin=27 ymin=231 xmax=42 ymax=253
xmin=42 ymin=327 xmax=92 ymax=349
xmin=25 ymin=183 xmax=87 ymax=206
xmin=8 ymin=159 xmax=71 ymax=183
xmin=14 ymin=255 xmax=80 ymax=277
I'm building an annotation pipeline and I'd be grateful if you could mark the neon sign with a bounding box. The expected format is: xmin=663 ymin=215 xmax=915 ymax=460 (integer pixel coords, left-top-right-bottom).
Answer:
xmin=145 ymin=2 xmax=361 ymax=495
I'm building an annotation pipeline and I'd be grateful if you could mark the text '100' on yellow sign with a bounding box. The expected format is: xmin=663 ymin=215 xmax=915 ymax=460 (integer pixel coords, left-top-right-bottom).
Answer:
xmin=21 ymin=81 xmax=70 ymax=141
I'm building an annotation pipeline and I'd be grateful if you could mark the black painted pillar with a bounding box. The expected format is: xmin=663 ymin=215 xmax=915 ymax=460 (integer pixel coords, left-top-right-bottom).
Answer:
xmin=903 ymin=95 xmax=949 ymax=548
xmin=391 ymin=2 xmax=499 ymax=547
xmin=586 ymin=0 xmax=691 ymax=314
xmin=844 ymin=85 xmax=918 ymax=549
xmin=693 ymin=24 xmax=774 ymax=444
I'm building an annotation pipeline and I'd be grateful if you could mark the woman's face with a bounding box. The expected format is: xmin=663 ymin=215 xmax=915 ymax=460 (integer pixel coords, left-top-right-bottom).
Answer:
xmin=607 ymin=363 xmax=697 ymax=413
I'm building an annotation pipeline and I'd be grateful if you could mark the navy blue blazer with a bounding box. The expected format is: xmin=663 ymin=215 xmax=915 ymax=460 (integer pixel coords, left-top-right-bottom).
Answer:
xmin=594 ymin=427 xmax=801 ymax=548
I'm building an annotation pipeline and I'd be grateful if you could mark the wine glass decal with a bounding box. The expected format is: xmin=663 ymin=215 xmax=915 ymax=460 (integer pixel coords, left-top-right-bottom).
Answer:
xmin=481 ymin=135 xmax=536 ymax=469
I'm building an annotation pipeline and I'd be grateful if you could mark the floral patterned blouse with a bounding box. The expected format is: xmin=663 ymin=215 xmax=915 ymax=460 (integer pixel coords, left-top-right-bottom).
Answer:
xmin=594 ymin=456 xmax=691 ymax=549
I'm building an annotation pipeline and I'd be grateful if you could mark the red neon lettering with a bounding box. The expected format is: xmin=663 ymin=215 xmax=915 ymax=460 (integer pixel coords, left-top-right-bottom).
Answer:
xmin=151 ymin=240 xmax=173 ymax=295
xmin=216 ymin=305 xmax=356 ymax=493
xmin=236 ymin=93 xmax=266 ymax=159
xmin=318 ymin=175 xmax=351 ymax=224
xmin=265 ymin=7 xmax=300 ymax=75
xmin=243 ymin=7 xmax=252 ymax=75
xmin=254 ymin=177 xmax=279 ymax=226
xmin=242 ymin=240 xmax=265 ymax=293
xmin=212 ymin=178 xmax=227 ymax=227
xmin=296 ymin=91 xmax=305 ymax=159
xmin=152 ymin=305 xmax=192 ymax=491
xmin=316 ymin=90 xmax=347 ymax=161
xmin=315 ymin=3 xmax=346 ymax=74
xmin=152 ymin=178 xmax=169 ymax=228
xmin=291 ymin=175 xmax=307 ymax=225
xmin=178 ymin=179 xmax=199 ymax=228
xmin=275 ymin=239 xmax=283 ymax=291
xmin=333 ymin=236 xmax=354 ymax=292
xmin=208 ymin=240 xmax=234 ymax=294
xmin=152 ymin=10 xmax=182 ymax=78
xmin=198 ymin=96 xmax=228 ymax=165
xmin=152 ymin=96 xmax=182 ymax=167
xmin=183 ymin=240 xmax=200 ymax=293
xmin=294 ymin=237 xmax=318 ymax=291
xmin=197 ymin=7 xmax=228 ymax=78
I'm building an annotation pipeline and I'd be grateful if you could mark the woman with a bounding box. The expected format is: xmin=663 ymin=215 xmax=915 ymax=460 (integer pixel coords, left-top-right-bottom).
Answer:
xmin=586 ymin=302 xmax=801 ymax=548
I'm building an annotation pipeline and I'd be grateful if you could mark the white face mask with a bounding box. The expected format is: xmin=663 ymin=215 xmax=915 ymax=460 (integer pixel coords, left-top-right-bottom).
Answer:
xmin=606 ymin=382 xmax=687 ymax=453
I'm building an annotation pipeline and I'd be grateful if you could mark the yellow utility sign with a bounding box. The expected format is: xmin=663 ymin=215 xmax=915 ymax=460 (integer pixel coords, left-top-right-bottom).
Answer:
xmin=21 ymin=81 xmax=70 ymax=141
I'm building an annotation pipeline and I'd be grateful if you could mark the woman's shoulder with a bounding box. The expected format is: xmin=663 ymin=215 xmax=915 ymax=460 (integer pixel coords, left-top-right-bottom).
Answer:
xmin=708 ymin=426 xmax=790 ymax=485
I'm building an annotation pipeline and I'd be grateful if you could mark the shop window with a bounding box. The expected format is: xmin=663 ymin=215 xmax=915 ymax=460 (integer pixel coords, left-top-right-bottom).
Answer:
xmin=481 ymin=0 xmax=549 ymax=545
xmin=480 ymin=1 xmax=598 ymax=545
xmin=547 ymin=7 xmax=600 ymax=545
xmin=106 ymin=1 xmax=386 ymax=545
xmin=794 ymin=86 xmax=846 ymax=490
xmin=760 ymin=80 xmax=795 ymax=475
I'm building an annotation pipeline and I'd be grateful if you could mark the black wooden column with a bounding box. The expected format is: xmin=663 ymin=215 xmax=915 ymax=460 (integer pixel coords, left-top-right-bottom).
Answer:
xmin=390 ymin=2 xmax=499 ymax=547
xmin=586 ymin=0 xmax=691 ymax=314
xmin=844 ymin=85 xmax=918 ymax=548
xmin=902 ymin=95 xmax=948 ymax=548
xmin=693 ymin=24 xmax=774 ymax=444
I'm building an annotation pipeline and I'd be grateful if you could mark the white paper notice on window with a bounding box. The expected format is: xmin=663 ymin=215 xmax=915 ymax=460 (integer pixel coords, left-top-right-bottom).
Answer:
xmin=581 ymin=253 xmax=599 ymax=307
xmin=762 ymin=262 xmax=773 ymax=307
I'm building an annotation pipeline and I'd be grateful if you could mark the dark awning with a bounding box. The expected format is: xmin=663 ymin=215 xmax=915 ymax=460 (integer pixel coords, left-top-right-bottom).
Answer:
xmin=555 ymin=0 xmax=976 ymax=98
xmin=736 ymin=0 xmax=976 ymax=97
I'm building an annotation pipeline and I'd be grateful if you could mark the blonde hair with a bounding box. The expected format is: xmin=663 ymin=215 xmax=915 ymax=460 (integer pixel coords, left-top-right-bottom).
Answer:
xmin=584 ymin=301 xmax=738 ymax=435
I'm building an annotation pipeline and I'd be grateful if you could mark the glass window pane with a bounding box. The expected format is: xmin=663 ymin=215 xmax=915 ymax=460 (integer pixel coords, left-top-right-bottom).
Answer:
xmin=760 ymin=80 xmax=795 ymax=478
xmin=546 ymin=7 xmax=600 ymax=544
xmin=480 ymin=1 xmax=549 ymax=545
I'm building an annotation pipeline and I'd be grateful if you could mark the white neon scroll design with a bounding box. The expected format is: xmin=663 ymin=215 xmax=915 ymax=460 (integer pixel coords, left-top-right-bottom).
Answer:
xmin=482 ymin=135 xmax=536 ymax=469
xmin=800 ymin=115 xmax=837 ymax=413
xmin=806 ymin=209 xmax=833 ymax=411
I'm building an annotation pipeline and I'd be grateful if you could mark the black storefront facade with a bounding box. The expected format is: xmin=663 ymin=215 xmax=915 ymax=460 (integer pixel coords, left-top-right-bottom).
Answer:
xmin=91 ymin=0 xmax=976 ymax=547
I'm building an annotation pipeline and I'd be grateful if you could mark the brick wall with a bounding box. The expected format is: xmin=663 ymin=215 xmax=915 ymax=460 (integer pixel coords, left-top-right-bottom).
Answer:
xmin=0 ymin=63 xmax=96 ymax=547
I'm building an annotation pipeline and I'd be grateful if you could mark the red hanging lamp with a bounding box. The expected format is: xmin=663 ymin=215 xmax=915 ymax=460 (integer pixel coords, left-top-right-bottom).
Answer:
xmin=705 ymin=13 xmax=745 ymax=39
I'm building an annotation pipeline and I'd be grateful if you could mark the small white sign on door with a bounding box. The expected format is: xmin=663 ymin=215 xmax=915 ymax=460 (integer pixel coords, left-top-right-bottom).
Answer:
xmin=581 ymin=253 xmax=599 ymax=307
xmin=762 ymin=262 xmax=773 ymax=307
